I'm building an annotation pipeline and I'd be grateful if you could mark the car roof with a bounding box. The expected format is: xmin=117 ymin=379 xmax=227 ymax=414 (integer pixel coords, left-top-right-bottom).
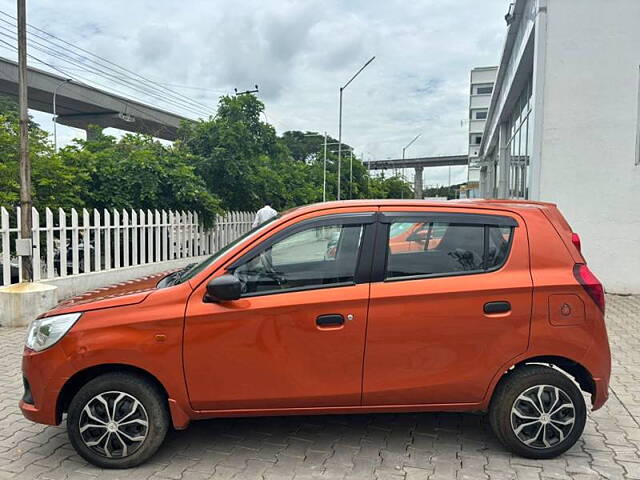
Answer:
xmin=280 ymin=199 xmax=557 ymax=218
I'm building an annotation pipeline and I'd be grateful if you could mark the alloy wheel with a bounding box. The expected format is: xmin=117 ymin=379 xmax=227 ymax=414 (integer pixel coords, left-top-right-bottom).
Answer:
xmin=510 ymin=384 xmax=576 ymax=449
xmin=78 ymin=391 xmax=149 ymax=458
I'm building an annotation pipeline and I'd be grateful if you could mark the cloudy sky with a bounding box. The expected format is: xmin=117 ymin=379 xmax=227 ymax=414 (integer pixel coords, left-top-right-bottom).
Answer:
xmin=0 ymin=0 xmax=508 ymax=186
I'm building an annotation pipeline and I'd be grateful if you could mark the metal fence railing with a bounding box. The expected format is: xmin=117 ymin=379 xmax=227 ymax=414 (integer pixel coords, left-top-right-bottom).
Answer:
xmin=0 ymin=207 xmax=255 ymax=286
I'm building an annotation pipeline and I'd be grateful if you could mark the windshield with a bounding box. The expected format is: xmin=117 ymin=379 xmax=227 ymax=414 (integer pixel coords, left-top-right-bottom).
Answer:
xmin=175 ymin=215 xmax=280 ymax=284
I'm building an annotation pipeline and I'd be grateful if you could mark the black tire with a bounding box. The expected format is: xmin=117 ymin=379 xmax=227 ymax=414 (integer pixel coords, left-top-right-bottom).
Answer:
xmin=489 ymin=365 xmax=586 ymax=459
xmin=67 ymin=372 xmax=169 ymax=469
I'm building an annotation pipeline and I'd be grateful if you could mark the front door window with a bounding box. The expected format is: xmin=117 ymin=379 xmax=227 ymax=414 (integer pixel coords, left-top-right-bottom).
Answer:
xmin=232 ymin=223 xmax=364 ymax=295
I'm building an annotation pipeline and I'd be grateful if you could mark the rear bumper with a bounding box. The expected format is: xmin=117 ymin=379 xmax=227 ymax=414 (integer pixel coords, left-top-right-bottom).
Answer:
xmin=592 ymin=376 xmax=609 ymax=410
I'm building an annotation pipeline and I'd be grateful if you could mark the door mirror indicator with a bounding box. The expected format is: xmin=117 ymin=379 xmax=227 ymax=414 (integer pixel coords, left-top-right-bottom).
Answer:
xmin=205 ymin=275 xmax=242 ymax=302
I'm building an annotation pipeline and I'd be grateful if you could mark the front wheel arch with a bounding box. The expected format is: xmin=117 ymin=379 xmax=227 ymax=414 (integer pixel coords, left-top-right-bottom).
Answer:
xmin=57 ymin=364 xmax=169 ymax=424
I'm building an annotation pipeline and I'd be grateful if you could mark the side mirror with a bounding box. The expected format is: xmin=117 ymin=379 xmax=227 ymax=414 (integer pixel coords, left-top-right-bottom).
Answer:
xmin=205 ymin=274 xmax=241 ymax=302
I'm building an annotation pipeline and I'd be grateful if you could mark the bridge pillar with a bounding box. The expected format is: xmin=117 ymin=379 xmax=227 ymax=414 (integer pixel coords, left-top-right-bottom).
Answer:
xmin=414 ymin=166 xmax=424 ymax=199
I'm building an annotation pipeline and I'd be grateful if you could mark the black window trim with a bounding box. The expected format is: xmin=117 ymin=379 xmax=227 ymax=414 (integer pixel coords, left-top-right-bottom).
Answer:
xmin=225 ymin=212 xmax=378 ymax=297
xmin=223 ymin=211 xmax=518 ymax=293
xmin=378 ymin=212 xmax=518 ymax=227
xmin=375 ymin=212 xmax=517 ymax=283
xmin=231 ymin=281 xmax=358 ymax=298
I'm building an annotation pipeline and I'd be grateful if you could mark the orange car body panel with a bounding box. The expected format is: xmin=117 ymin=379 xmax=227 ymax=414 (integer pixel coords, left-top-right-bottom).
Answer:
xmin=184 ymin=283 xmax=369 ymax=410
xmin=363 ymin=206 xmax=532 ymax=405
xmin=20 ymin=200 xmax=611 ymax=430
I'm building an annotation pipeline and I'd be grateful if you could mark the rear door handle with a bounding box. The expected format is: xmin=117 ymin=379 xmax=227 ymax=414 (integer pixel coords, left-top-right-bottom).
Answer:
xmin=484 ymin=301 xmax=511 ymax=314
xmin=316 ymin=314 xmax=345 ymax=327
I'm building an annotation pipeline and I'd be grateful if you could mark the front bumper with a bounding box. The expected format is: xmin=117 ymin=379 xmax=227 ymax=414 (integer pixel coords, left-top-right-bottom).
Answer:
xmin=19 ymin=345 xmax=71 ymax=426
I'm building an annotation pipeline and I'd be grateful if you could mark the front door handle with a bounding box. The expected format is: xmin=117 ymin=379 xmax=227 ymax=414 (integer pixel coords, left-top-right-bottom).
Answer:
xmin=316 ymin=314 xmax=345 ymax=327
xmin=484 ymin=301 xmax=511 ymax=314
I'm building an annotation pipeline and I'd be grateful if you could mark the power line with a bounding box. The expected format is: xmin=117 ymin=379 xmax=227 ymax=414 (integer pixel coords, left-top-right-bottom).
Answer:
xmin=0 ymin=27 xmax=209 ymax=118
xmin=0 ymin=22 xmax=209 ymax=117
xmin=0 ymin=10 xmax=215 ymax=117
xmin=157 ymin=82 xmax=228 ymax=94
xmin=0 ymin=10 xmax=215 ymax=113
xmin=0 ymin=37 xmax=182 ymax=136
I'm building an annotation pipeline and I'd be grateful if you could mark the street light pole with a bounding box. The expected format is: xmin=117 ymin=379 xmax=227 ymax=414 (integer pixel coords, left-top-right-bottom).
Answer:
xmin=401 ymin=133 xmax=422 ymax=200
xmin=17 ymin=0 xmax=32 ymax=282
xmin=349 ymin=149 xmax=353 ymax=199
xmin=323 ymin=132 xmax=327 ymax=202
xmin=337 ymin=56 xmax=375 ymax=201
xmin=402 ymin=132 xmax=422 ymax=161
xmin=366 ymin=153 xmax=371 ymax=196
xmin=53 ymin=78 xmax=71 ymax=152
xmin=337 ymin=87 xmax=343 ymax=200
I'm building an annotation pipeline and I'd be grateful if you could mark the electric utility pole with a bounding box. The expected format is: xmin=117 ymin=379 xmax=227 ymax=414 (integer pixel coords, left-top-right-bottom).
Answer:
xmin=234 ymin=85 xmax=259 ymax=95
xmin=18 ymin=0 xmax=32 ymax=281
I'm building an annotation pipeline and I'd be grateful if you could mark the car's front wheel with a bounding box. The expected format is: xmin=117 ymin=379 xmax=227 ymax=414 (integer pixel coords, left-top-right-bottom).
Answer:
xmin=67 ymin=372 xmax=169 ymax=468
xmin=489 ymin=365 xmax=586 ymax=459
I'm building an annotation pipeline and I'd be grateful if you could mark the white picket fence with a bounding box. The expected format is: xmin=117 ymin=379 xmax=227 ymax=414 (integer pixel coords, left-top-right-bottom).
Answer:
xmin=0 ymin=207 xmax=255 ymax=286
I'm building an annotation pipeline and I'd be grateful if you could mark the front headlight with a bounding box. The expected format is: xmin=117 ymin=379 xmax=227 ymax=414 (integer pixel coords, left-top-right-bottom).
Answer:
xmin=25 ymin=313 xmax=81 ymax=352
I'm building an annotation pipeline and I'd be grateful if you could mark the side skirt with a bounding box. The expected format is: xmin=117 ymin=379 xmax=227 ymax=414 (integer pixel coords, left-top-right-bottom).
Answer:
xmin=189 ymin=402 xmax=485 ymax=420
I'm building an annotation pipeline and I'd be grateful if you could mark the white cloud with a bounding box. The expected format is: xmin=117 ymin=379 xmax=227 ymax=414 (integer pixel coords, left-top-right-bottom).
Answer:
xmin=0 ymin=0 xmax=509 ymax=185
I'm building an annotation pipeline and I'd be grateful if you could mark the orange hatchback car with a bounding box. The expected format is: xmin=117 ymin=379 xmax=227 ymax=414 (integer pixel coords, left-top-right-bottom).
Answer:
xmin=20 ymin=200 xmax=611 ymax=468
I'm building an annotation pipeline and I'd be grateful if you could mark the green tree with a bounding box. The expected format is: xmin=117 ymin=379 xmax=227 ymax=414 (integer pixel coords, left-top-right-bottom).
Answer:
xmin=424 ymin=184 xmax=463 ymax=199
xmin=0 ymin=96 xmax=85 ymax=210
xmin=0 ymin=91 xmax=416 ymax=218
xmin=60 ymin=130 xmax=222 ymax=224
xmin=368 ymin=174 xmax=414 ymax=199
xmin=178 ymin=94 xmax=291 ymax=211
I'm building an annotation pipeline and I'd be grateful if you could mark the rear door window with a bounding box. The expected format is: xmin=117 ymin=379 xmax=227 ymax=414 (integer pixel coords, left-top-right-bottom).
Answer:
xmin=385 ymin=215 xmax=514 ymax=280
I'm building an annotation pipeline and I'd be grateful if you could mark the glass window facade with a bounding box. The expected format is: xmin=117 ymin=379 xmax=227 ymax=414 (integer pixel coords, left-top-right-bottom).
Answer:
xmin=506 ymin=76 xmax=533 ymax=199
xmin=479 ymin=75 xmax=534 ymax=200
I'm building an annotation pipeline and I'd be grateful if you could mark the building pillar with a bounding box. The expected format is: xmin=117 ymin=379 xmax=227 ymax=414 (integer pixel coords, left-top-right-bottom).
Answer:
xmin=487 ymin=162 xmax=495 ymax=198
xmin=497 ymin=122 xmax=510 ymax=198
xmin=479 ymin=166 xmax=487 ymax=198
xmin=414 ymin=166 xmax=423 ymax=199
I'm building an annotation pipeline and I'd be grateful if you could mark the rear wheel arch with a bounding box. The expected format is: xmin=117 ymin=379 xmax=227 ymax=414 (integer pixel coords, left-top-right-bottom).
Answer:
xmin=490 ymin=355 xmax=596 ymax=404
xmin=57 ymin=364 xmax=169 ymax=424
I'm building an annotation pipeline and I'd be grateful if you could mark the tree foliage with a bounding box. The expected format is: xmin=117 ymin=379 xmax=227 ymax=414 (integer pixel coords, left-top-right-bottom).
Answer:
xmin=59 ymin=131 xmax=222 ymax=224
xmin=0 ymin=98 xmax=86 ymax=210
xmin=0 ymin=93 xmax=415 ymax=221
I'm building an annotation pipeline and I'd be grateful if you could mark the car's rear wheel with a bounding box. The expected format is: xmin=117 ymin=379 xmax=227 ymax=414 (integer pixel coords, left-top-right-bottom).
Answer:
xmin=67 ymin=372 xmax=169 ymax=468
xmin=489 ymin=365 xmax=586 ymax=459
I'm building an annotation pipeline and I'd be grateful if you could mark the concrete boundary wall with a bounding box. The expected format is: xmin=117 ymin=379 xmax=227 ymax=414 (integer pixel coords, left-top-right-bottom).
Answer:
xmin=0 ymin=256 xmax=210 ymax=327
xmin=42 ymin=255 xmax=209 ymax=300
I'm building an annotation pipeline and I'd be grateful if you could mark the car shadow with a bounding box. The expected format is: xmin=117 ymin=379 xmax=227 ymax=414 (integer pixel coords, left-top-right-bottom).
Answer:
xmin=151 ymin=411 xmax=505 ymax=463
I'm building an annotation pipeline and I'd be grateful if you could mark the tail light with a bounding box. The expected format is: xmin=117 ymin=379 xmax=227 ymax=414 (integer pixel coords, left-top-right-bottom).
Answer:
xmin=573 ymin=264 xmax=605 ymax=312
xmin=571 ymin=232 xmax=581 ymax=252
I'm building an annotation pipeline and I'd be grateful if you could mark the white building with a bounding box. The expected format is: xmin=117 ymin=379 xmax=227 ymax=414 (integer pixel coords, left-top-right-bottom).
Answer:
xmin=466 ymin=66 xmax=498 ymax=197
xmin=478 ymin=0 xmax=640 ymax=294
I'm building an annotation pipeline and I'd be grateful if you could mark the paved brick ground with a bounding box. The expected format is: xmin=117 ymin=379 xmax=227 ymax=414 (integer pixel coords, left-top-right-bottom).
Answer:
xmin=0 ymin=294 xmax=638 ymax=479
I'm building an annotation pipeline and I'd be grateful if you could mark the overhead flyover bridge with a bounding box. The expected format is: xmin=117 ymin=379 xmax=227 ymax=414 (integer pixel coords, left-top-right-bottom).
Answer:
xmin=0 ymin=57 xmax=193 ymax=141
xmin=367 ymin=155 xmax=468 ymax=199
